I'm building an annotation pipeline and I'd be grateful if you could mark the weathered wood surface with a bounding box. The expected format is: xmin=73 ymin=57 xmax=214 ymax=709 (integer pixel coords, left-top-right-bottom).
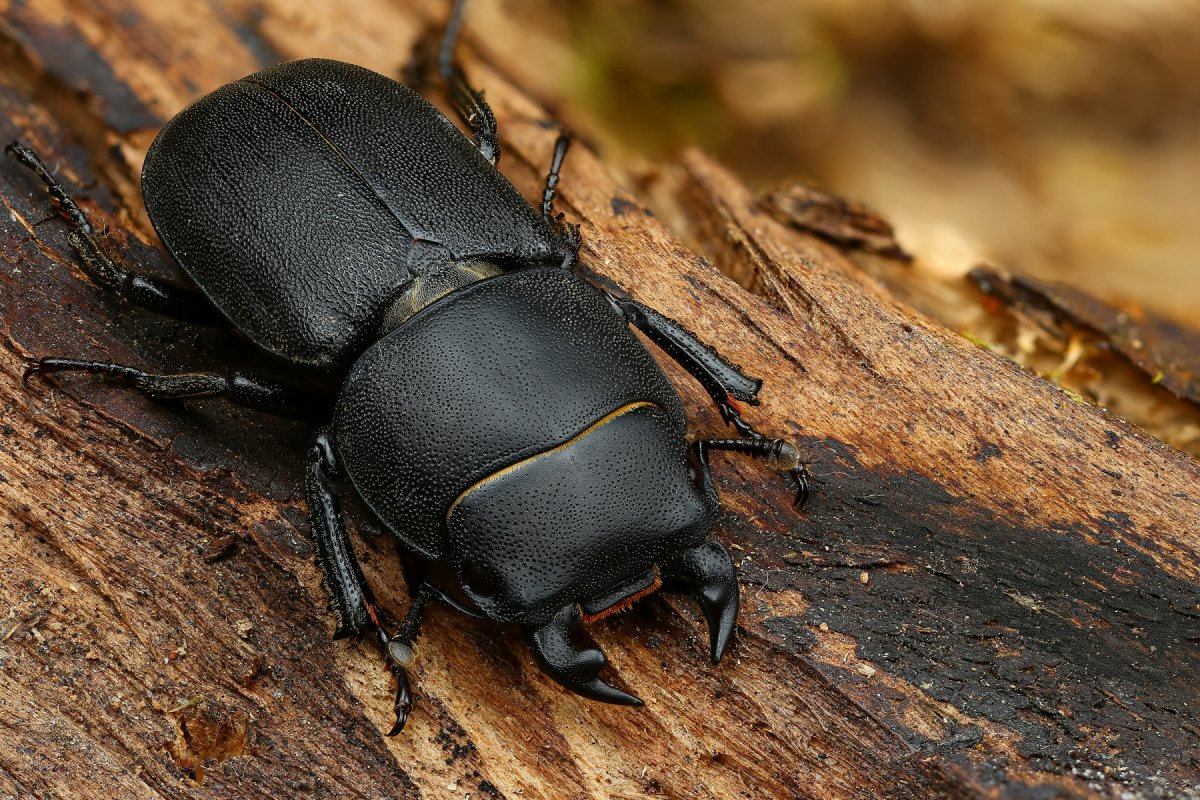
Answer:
xmin=0 ymin=2 xmax=1197 ymax=798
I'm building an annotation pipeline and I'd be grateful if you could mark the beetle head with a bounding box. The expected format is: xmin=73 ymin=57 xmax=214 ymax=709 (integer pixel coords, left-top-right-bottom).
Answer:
xmin=448 ymin=494 xmax=713 ymax=627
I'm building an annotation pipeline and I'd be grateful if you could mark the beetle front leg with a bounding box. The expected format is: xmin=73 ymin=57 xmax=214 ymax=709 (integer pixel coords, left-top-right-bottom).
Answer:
xmin=6 ymin=142 xmax=227 ymax=325
xmin=370 ymin=578 xmax=486 ymax=735
xmin=611 ymin=296 xmax=762 ymax=408
xmin=374 ymin=581 xmax=450 ymax=736
xmin=694 ymin=433 xmax=810 ymax=508
xmin=309 ymin=434 xmax=477 ymax=735
xmin=306 ymin=432 xmax=375 ymax=639
xmin=307 ymin=434 xmax=414 ymax=734
xmin=613 ymin=296 xmax=811 ymax=505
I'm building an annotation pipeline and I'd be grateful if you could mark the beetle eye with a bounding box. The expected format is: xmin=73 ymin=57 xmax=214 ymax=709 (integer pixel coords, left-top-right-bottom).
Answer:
xmin=461 ymin=560 xmax=498 ymax=598
xmin=686 ymin=453 xmax=704 ymax=488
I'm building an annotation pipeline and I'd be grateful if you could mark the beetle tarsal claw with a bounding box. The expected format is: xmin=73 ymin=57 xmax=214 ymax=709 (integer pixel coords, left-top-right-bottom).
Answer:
xmin=379 ymin=628 xmax=416 ymax=736
xmin=527 ymin=605 xmax=643 ymax=707
xmin=386 ymin=661 xmax=413 ymax=736
xmin=789 ymin=462 xmax=812 ymax=509
xmin=761 ymin=438 xmax=812 ymax=508
xmin=20 ymin=359 xmax=42 ymax=387
xmin=663 ymin=540 xmax=740 ymax=664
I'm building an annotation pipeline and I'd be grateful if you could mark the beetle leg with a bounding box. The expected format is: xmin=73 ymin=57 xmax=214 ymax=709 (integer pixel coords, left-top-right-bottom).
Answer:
xmin=540 ymin=133 xmax=582 ymax=270
xmin=615 ymin=296 xmax=810 ymax=504
xmin=696 ymin=435 xmax=811 ymax=508
xmin=311 ymin=433 xmax=478 ymax=735
xmin=661 ymin=539 xmax=740 ymax=664
xmin=374 ymin=579 xmax=486 ymax=735
xmin=540 ymin=133 xmax=571 ymax=222
xmin=5 ymin=141 xmax=227 ymax=325
xmin=374 ymin=581 xmax=441 ymax=736
xmin=307 ymin=431 xmax=375 ymax=640
xmin=610 ymin=296 xmax=762 ymax=407
xmin=556 ymin=218 xmax=582 ymax=271
xmin=23 ymin=357 xmax=333 ymax=421
xmin=526 ymin=605 xmax=643 ymax=707
xmin=435 ymin=0 xmax=500 ymax=165
xmin=429 ymin=0 xmax=579 ymax=259
xmin=611 ymin=295 xmax=811 ymax=505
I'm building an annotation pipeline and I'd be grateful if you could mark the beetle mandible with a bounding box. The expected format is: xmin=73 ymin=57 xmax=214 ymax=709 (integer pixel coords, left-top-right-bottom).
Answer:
xmin=7 ymin=0 xmax=809 ymax=735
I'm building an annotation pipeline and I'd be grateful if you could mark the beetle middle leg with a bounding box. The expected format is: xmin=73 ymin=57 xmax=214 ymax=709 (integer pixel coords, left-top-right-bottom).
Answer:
xmin=5 ymin=142 xmax=226 ymax=325
xmin=422 ymin=0 xmax=580 ymax=265
xmin=23 ymin=358 xmax=332 ymax=420
xmin=540 ymin=133 xmax=581 ymax=269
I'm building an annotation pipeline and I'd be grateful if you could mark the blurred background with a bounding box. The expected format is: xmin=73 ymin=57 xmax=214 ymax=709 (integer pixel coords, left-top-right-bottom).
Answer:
xmin=477 ymin=0 xmax=1200 ymax=323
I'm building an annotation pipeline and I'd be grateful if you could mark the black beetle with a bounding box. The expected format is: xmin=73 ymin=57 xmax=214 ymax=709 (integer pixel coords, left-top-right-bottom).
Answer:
xmin=8 ymin=0 xmax=808 ymax=734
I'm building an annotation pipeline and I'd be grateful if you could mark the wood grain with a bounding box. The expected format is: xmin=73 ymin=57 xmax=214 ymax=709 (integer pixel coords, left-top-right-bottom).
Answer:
xmin=0 ymin=1 xmax=1196 ymax=798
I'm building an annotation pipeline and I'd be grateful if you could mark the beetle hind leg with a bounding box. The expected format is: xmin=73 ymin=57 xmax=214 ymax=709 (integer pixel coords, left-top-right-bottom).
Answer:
xmin=5 ymin=141 xmax=226 ymax=325
xmin=422 ymin=1 xmax=581 ymax=265
xmin=662 ymin=540 xmax=741 ymax=664
xmin=526 ymin=605 xmax=643 ymax=707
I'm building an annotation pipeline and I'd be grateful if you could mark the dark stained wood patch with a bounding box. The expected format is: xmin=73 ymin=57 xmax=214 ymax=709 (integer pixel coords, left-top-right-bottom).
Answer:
xmin=725 ymin=436 xmax=1200 ymax=793
xmin=4 ymin=1 xmax=162 ymax=133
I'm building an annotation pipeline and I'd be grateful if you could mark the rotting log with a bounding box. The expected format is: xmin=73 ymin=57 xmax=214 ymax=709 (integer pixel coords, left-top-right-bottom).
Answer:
xmin=0 ymin=2 xmax=1197 ymax=799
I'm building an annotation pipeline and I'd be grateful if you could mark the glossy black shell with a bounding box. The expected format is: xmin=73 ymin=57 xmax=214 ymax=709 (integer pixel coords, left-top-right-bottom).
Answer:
xmin=141 ymin=58 xmax=562 ymax=368
xmin=334 ymin=268 xmax=715 ymax=624
xmin=139 ymin=57 xmax=719 ymax=628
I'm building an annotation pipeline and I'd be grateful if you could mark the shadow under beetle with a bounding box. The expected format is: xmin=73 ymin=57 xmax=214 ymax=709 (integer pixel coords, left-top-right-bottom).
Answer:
xmin=9 ymin=0 xmax=808 ymax=734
